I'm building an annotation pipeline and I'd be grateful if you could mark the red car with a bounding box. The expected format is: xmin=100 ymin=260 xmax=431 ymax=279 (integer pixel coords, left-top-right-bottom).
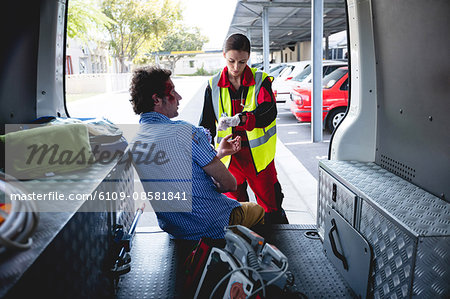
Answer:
xmin=290 ymin=67 xmax=349 ymax=132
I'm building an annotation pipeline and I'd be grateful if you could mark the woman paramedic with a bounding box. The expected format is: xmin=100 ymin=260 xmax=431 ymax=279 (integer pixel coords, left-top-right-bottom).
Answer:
xmin=199 ymin=33 xmax=288 ymax=224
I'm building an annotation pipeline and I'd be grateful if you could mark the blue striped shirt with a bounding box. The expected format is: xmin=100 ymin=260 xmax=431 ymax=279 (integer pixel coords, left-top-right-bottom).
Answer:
xmin=130 ymin=112 xmax=240 ymax=240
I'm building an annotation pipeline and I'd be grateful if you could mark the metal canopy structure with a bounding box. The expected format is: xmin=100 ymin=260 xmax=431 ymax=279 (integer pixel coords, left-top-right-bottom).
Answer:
xmin=227 ymin=0 xmax=347 ymax=52
xmin=226 ymin=0 xmax=348 ymax=142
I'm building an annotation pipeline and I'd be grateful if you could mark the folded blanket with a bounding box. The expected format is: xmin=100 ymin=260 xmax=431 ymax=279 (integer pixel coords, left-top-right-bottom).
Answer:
xmin=3 ymin=124 xmax=93 ymax=179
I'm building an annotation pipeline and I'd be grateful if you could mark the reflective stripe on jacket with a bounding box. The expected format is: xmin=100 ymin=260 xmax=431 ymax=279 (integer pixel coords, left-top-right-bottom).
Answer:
xmin=208 ymin=67 xmax=276 ymax=173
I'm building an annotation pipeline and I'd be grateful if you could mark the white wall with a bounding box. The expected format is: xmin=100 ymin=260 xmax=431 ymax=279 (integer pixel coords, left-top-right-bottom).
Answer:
xmin=66 ymin=73 xmax=131 ymax=94
xmin=282 ymin=46 xmax=296 ymax=62
xmin=299 ymin=41 xmax=312 ymax=61
xmin=272 ymin=51 xmax=282 ymax=63
xmin=173 ymin=53 xmax=224 ymax=75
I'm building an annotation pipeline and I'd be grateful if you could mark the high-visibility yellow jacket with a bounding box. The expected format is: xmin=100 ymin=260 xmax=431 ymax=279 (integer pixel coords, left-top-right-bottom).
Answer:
xmin=208 ymin=67 xmax=276 ymax=173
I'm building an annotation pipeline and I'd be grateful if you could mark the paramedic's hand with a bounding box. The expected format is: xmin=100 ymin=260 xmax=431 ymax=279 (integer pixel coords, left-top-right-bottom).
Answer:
xmin=216 ymin=134 xmax=241 ymax=159
xmin=217 ymin=115 xmax=241 ymax=131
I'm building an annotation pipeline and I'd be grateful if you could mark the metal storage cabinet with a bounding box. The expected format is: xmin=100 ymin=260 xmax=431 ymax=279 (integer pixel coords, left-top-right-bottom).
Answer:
xmin=317 ymin=168 xmax=357 ymax=238
xmin=0 ymin=156 xmax=135 ymax=298
xmin=318 ymin=160 xmax=450 ymax=298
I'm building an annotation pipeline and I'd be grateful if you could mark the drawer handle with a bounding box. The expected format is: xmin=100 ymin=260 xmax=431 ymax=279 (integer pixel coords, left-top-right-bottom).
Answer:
xmin=328 ymin=218 xmax=348 ymax=270
xmin=332 ymin=183 xmax=337 ymax=202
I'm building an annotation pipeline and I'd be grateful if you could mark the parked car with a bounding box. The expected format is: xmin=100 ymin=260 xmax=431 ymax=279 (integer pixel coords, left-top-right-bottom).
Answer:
xmin=251 ymin=62 xmax=263 ymax=70
xmin=291 ymin=60 xmax=347 ymax=84
xmin=268 ymin=63 xmax=288 ymax=78
xmin=274 ymin=60 xmax=347 ymax=103
xmin=272 ymin=61 xmax=310 ymax=102
xmin=282 ymin=60 xmax=347 ymax=110
xmin=290 ymin=66 xmax=349 ymax=132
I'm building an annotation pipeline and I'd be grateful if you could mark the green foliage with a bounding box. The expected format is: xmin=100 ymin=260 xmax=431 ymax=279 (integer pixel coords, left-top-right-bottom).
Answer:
xmin=67 ymin=0 xmax=114 ymax=42
xmin=101 ymin=0 xmax=182 ymax=72
xmin=159 ymin=25 xmax=209 ymax=72
xmin=67 ymin=0 xmax=209 ymax=72
xmin=193 ymin=65 xmax=216 ymax=76
xmin=160 ymin=26 xmax=209 ymax=53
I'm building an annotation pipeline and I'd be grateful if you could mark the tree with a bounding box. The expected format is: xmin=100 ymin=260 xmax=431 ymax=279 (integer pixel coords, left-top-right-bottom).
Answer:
xmin=101 ymin=0 xmax=181 ymax=73
xmin=159 ymin=26 xmax=209 ymax=72
xmin=67 ymin=0 xmax=113 ymax=43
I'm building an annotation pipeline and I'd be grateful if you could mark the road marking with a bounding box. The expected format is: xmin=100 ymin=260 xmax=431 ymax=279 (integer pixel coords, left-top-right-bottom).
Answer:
xmin=283 ymin=141 xmax=311 ymax=145
xmin=277 ymin=111 xmax=292 ymax=115
xmin=277 ymin=123 xmax=308 ymax=127
xmin=283 ymin=139 xmax=330 ymax=146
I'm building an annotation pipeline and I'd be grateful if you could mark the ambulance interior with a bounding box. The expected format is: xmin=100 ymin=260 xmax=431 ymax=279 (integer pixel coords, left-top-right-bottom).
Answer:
xmin=0 ymin=0 xmax=449 ymax=298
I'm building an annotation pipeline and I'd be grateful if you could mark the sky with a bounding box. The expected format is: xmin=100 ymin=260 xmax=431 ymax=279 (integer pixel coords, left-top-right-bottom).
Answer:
xmin=179 ymin=0 xmax=237 ymax=50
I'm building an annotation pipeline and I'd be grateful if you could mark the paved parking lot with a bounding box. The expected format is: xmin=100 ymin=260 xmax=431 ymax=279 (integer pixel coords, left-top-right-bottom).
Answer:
xmin=273 ymin=104 xmax=332 ymax=223
xmin=276 ymin=106 xmax=331 ymax=180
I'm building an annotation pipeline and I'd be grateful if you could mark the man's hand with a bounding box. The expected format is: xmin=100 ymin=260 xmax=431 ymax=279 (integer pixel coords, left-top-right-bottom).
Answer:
xmin=217 ymin=114 xmax=241 ymax=131
xmin=216 ymin=134 xmax=241 ymax=159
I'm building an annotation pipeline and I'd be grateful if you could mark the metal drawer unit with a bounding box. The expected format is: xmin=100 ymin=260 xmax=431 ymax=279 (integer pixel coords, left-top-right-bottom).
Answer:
xmin=318 ymin=160 xmax=450 ymax=298
xmin=317 ymin=168 xmax=358 ymax=238
xmin=0 ymin=156 xmax=135 ymax=298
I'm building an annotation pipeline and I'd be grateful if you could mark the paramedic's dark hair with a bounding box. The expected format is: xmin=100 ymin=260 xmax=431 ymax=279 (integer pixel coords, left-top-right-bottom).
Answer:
xmin=129 ymin=66 xmax=172 ymax=114
xmin=224 ymin=33 xmax=251 ymax=54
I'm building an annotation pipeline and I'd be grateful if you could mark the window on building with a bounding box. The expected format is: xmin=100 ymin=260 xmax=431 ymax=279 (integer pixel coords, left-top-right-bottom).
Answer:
xmin=79 ymin=58 xmax=87 ymax=74
xmin=331 ymin=48 xmax=344 ymax=60
xmin=189 ymin=61 xmax=195 ymax=68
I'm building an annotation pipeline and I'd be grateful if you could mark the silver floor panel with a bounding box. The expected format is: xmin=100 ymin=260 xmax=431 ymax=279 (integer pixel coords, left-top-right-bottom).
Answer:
xmin=116 ymin=225 xmax=355 ymax=298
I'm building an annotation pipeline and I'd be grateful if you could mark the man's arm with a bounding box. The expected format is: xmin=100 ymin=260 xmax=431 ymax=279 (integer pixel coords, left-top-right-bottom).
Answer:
xmin=202 ymin=157 xmax=237 ymax=192
xmin=203 ymin=134 xmax=241 ymax=192
xmin=192 ymin=126 xmax=238 ymax=193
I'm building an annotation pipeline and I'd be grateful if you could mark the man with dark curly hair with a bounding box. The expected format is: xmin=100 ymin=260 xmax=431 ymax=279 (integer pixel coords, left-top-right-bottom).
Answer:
xmin=128 ymin=66 xmax=264 ymax=240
